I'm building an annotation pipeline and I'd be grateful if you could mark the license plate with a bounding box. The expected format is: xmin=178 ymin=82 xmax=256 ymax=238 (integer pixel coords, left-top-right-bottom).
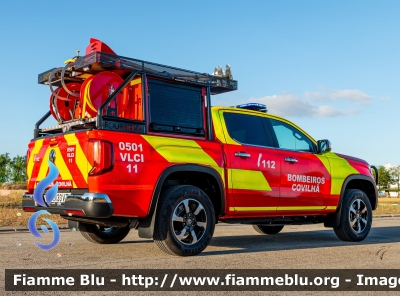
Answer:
xmin=50 ymin=193 xmax=69 ymax=205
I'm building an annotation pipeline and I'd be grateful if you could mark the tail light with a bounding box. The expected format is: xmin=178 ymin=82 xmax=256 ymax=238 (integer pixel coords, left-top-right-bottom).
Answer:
xmin=23 ymin=207 xmax=35 ymax=212
xmin=65 ymin=209 xmax=85 ymax=216
xmin=88 ymin=140 xmax=114 ymax=175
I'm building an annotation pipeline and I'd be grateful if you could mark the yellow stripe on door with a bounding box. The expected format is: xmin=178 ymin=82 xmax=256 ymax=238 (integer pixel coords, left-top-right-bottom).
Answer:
xmin=228 ymin=168 xmax=272 ymax=191
xmin=142 ymin=135 xmax=225 ymax=185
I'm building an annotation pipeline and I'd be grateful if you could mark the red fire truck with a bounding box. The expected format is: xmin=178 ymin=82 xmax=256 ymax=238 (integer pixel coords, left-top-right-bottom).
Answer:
xmin=23 ymin=39 xmax=378 ymax=256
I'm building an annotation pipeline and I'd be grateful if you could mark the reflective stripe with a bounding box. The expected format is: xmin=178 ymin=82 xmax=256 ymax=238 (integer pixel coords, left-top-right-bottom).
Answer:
xmin=228 ymin=168 xmax=272 ymax=191
xmin=315 ymin=154 xmax=331 ymax=175
xmin=325 ymin=206 xmax=337 ymax=210
xmin=231 ymin=206 xmax=330 ymax=212
xmin=142 ymin=135 xmax=224 ymax=184
xmin=27 ymin=139 xmax=44 ymax=180
xmin=232 ymin=207 xmax=277 ymax=212
xmin=36 ymin=146 xmax=76 ymax=188
xmin=324 ymin=152 xmax=360 ymax=195
xmin=277 ymin=206 xmax=326 ymax=211
xmin=64 ymin=133 xmax=92 ymax=183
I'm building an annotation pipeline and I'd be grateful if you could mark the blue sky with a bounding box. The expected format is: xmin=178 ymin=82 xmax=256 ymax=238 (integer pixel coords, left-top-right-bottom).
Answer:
xmin=0 ymin=1 xmax=399 ymax=166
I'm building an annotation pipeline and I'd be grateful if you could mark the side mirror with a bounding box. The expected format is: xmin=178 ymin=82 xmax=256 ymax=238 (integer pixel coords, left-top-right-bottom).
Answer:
xmin=317 ymin=139 xmax=332 ymax=153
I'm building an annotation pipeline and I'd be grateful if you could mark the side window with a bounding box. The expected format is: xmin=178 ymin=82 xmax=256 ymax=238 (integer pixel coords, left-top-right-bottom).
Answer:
xmin=224 ymin=113 xmax=270 ymax=147
xmin=269 ymin=119 xmax=315 ymax=152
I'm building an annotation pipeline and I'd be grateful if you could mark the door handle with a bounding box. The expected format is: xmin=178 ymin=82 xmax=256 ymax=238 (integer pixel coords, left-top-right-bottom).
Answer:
xmin=235 ymin=152 xmax=251 ymax=158
xmin=284 ymin=157 xmax=298 ymax=163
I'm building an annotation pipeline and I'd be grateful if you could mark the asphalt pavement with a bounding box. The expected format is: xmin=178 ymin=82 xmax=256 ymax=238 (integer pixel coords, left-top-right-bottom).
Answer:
xmin=1 ymin=217 xmax=399 ymax=295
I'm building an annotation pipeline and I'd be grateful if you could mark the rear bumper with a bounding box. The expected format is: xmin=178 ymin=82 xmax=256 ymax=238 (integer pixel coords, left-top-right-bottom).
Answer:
xmin=22 ymin=193 xmax=114 ymax=218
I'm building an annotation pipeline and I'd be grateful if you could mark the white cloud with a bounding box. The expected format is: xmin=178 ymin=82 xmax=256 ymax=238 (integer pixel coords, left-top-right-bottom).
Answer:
xmin=250 ymin=87 xmax=373 ymax=118
xmin=304 ymin=88 xmax=373 ymax=105
xmin=251 ymin=92 xmax=351 ymax=118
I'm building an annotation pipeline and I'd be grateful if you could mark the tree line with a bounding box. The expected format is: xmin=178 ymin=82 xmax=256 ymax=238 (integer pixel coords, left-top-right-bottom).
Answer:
xmin=0 ymin=153 xmax=26 ymax=183
xmin=377 ymin=165 xmax=400 ymax=192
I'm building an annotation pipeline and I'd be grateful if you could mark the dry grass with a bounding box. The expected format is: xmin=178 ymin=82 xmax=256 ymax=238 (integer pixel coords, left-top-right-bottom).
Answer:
xmin=0 ymin=182 xmax=26 ymax=190
xmin=375 ymin=197 xmax=400 ymax=216
xmin=0 ymin=207 xmax=67 ymax=227
xmin=378 ymin=197 xmax=400 ymax=204
xmin=0 ymin=190 xmax=25 ymax=207
xmin=0 ymin=190 xmax=67 ymax=227
xmin=374 ymin=204 xmax=400 ymax=216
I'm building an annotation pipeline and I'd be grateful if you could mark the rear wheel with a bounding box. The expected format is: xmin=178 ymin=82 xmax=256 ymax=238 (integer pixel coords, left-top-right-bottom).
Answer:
xmin=334 ymin=189 xmax=372 ymax=242
xmin=79 ymin=222 xmax=130 ymax=244
xmin=253 ymin=225 xmax=284 ymax=235
xmin=153 ymin=185 xmax=215 ymax=256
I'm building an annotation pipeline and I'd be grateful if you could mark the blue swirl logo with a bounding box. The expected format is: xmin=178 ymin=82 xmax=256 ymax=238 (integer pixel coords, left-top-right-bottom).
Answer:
xmin=33 ymin=160 xmax=59 ymax=206
xmin=28 ymin=210 xmax=61 ymax=250
xmin=29 ymin=159 xmax=61 ymax=250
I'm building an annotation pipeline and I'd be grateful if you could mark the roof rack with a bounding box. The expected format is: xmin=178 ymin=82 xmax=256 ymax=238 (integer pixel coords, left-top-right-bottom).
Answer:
xmin=38 ymin=52 xmax=238 ymax=95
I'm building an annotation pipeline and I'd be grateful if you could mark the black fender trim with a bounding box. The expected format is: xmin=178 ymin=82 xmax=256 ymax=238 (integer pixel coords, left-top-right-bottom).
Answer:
xmin=324 ymin=174 xmax=378 ymax=228
xmin=138 ymin=164 xmax=225 ymax=238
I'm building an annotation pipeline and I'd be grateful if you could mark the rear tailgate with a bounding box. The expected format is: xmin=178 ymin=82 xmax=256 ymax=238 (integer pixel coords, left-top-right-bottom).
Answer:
xmin=26 ymin=132 xmax=92 ymax=196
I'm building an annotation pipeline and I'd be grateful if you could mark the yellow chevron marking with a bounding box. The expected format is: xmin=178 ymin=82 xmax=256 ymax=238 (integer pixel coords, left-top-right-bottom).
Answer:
xmin=229 ymin=168 xmax=272 ymax=191
xmin=64 ymin=134 xmax=91 ymax=183
xmin=36 ymin=146 xmax=76 ymax=188
xmin=322 ymin=152 xmax=360 ymax=195
xmin=142 ymin=135 xmax=225 ymax=185
xmin=315 ymin=154 xmax=331 ymax=175
xmin=142 ymin=136 xmax=217 ymax=165
xmin=27 ymin=139 xmax=44 ymax=180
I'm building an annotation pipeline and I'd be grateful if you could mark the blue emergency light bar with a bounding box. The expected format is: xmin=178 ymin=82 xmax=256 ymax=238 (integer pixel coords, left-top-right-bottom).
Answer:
xmin=234 ymin=103 xmax=267 ymax=113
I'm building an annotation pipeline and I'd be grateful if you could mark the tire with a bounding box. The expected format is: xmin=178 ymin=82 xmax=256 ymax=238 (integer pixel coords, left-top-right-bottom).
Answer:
xmin=79 ymin=222 xmax=130 ymax=244
xmin=153 ymin=185 xmax=216 ymax=256
xmin=334 ymin=189 xmax=372 ymax=242
xmin=253 ymin=225 xmax=284 ymax=235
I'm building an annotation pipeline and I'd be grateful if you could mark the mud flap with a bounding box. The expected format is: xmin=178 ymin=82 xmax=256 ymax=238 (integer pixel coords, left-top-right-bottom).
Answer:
xmin=138 ymin=213 xmax=156 ymax=239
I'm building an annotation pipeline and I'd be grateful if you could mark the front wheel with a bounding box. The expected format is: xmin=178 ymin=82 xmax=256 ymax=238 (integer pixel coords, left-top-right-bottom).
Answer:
xmin=153 ymin=185 xmax=215 ymax=256
xmin=79 ymin=223 xmax=131 ymax=244
xmin=334 ymin=189 xmax=372 ymax=242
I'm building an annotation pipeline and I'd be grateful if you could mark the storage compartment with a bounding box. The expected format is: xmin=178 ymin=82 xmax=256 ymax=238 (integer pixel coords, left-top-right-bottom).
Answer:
xmin=148 ymin=79 xmax=205 ymax=137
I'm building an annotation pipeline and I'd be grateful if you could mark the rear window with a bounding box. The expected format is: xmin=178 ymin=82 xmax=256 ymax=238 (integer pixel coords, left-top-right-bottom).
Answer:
xmin=148 ymin=79 xmax=204 ymax=136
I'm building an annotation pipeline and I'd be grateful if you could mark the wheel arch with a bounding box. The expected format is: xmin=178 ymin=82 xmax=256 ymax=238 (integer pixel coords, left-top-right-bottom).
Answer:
xmin=324 ymin=174 xmax=377 ymax=228
xmin=138 ymin=164 xmax=225 ymax=238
